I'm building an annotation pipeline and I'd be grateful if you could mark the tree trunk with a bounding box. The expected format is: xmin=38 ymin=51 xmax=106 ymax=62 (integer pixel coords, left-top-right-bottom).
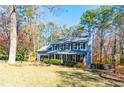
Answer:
xmin=112 ymin=34 xmax=116 ymax=73
xmin=8 ymin=6 xmax=17 ymax=64
xmin=119 ymin=38 xmax=124 ymax=64
xmin=103 ymin=45 xmax=108 ymax=64
xmin=99 ymin=30 xmax=103 ymax=63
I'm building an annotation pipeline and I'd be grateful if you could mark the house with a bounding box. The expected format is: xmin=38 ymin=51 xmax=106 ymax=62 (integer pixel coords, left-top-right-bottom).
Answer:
xmin=37 ymin=32 xmax=92 ymax=65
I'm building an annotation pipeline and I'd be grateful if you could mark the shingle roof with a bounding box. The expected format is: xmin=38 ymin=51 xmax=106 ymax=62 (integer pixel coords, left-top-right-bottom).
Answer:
xmin=51 ymin=32 xmax=89 ymax=44
xmin=52 ymin=37 xmax=89 ymax=44
xmin=47 ymin=50 xmax=87 ymax=55
xmin=37 ymin=32 xmax=89 ymax=54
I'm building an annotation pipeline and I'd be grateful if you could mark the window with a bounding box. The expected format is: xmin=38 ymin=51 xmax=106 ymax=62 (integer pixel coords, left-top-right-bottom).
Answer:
xmin=71 ymin=43 xmax=73 ymax=50
xmin=49 ymin=47 xmax=52 ymax=51
xmin=64 ymin=44 xmax=66 ymax=50
xmin=83 ymin=43 xmax=85 ymax=49
xmin=66 ymin=43 xmax=71 ymax=50
xmin=60 ymin=44 xmax=63 ymax=50
xmin=66 ymin=43 xmax=69 ymax=50
xmin=55 ymin=45 xmax=57 ymax=50
xmin=73 ymin=43 xmax=77 ymax=50
xmin=52 ymin=45 xmax=55 ymax=50
xmin=57 ymin=45 xmax=59 ymax=50
xmin=62 ymin=44 xmax=64 ymax=50
xmin=52 ymin=46 xmax=53 ymax=50
xmin=78 ymin=43 xmax=80 ymax=49
xmin=68 ymin=43 xmax=71 ymax=50
xmin=80 ymin=43 xmax=85 ymax=49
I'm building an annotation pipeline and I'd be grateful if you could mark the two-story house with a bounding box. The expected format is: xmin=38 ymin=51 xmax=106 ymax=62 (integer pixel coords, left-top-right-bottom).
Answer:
xmin=37 ymin=32 xmax=92 ymax=65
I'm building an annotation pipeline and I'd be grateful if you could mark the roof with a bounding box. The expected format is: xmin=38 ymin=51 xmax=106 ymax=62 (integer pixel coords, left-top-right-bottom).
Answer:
xmin=37 ymin=46 xmax=49 ymax=52
xmin=52 ymin=37 xmax=89 ymax=44
xmin=80 ymin=32 xmax=89 ymax=38
xmin=47 ymin=50 xmax=87 ymax=55
xmin=37 ymin=32 xmax=90 ymax=53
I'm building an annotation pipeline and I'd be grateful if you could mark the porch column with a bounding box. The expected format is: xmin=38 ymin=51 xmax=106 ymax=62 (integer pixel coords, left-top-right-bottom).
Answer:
xmin=61 ymin=54 xmax=63 ymax=63
xmin=74 ymin=54 xmax=76 ymax=62
xmin=66 ymin=54 xmax=67 ymax=62
xmin=48 ymin=54 xmax=50 ymax=59
xmin=54 ymin=54 xmax=56 ymax=59
xmin=79 ymin=55 xmax=80 ymax=62
xmin=75 ymin=54 xmax=77 ymax=62
xmin=37 ymin=54 xmax=40 ymax=61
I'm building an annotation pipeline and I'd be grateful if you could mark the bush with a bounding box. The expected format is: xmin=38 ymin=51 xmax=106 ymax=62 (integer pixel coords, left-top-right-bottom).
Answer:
xmin=74 ymin=62 xmax=84 ymax=68
xmin=63 ymin=62 xmax=84 ymax=68
xmin=0 ymin=55 xmax=8 ymax=60
xmin=43 ymin=58 xmax=61 ymax=65
xmin=43 ymin=58 xmax=50 ymax=64
xmin=16 ymin=55 xmax=25 ymax=61
xmin=63 ymin=62 xmax=77 ymax=67
xmin=28 ymin=56 xmax=36 ymax=62
xmin=50 ymin=59 xmax=61 ymax=65
xmin=120 ymin=57 xmax=124 ymax=65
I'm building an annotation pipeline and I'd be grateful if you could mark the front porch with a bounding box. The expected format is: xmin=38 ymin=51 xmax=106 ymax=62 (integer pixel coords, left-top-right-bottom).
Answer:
xmin=48 ymin=54 xmax=85 ymax=63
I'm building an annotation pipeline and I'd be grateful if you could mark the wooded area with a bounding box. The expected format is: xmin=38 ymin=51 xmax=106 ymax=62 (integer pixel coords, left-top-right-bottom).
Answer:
xmin=0 ymin=5 xmax=123 ymax=66
xmin=0 ymin=5 xmax=124 ymax=87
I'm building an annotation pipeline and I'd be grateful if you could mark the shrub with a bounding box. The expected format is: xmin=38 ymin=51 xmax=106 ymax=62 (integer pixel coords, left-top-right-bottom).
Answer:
xmin=0 ymin=55 xmax=8 ymax=60
xmin=50 ymin=59 xmax=61 ymax=65
xmin=43 ymin=58 xmax=50 ymax=64
xmin=74 ymin=62 xmax=84 ymax=68
xmin=120 ymin=57 xmax=124 ymax=65
xmin=43 ymin=58 xmax=61 ymax=65
xmin=63 ymin=62 xmax=84 ymax=68
xmin=28 ymin=57 xmax=36 ymax=62
xmin=63 ymin=62 xmax=77 ymax=67
xmin=16 ymin=55 xmax=25 ymax=61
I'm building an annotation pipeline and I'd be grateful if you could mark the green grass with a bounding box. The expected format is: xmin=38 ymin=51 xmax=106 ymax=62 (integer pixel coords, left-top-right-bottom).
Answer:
xmin=0 ymin=63 xmax=124 ymax=87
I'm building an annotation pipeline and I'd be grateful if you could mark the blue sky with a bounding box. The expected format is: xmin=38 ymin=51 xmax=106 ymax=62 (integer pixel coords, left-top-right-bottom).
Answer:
xmin=39 ymin=5 xmax=99 ymax=27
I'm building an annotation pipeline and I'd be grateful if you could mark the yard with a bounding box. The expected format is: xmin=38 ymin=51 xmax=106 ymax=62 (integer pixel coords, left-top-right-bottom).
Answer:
xmin=0 ymin=63 xmax=124 ymax=87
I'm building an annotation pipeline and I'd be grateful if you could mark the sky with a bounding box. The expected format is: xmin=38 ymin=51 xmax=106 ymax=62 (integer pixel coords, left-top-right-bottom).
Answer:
xmin=39 ymin=5 xmax=99 ymax=27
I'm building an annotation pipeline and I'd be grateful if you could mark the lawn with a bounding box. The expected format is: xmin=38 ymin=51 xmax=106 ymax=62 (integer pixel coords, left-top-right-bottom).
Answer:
xmin=0 ymin=63 xmax=124 ymax=87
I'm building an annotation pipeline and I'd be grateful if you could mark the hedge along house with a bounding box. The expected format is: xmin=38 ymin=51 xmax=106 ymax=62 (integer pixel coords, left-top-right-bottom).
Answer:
xmin=37 ymin=32 xmax=92 ymax=65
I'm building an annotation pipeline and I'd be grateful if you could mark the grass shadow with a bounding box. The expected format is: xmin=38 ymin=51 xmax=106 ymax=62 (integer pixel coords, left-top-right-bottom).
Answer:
xmin=56 ymin=70 xmax=124 ymax=87
xmin=56 ymin=70 xmax=101 ymax=87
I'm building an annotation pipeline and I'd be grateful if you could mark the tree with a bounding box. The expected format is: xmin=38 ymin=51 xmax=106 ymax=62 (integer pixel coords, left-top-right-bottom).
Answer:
xmin=80 ymin=9 xmax=97 ymax=64
xmin=69 ymin=24 xmax=86 ymax=37
xmin=96 ymin=6 xmax=113 ymax=63
xmin=112 ymin=6 xmax=124 ymax=65
xmin=0 ymin=7 xmax=10 ymax=56
xmin=0 ymin=5 xmax=63 ymax=62
xmin=8 ymin=6 xmax=17 ymax=64
xmin=80 ymin=9 xmax=97 ymax=33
